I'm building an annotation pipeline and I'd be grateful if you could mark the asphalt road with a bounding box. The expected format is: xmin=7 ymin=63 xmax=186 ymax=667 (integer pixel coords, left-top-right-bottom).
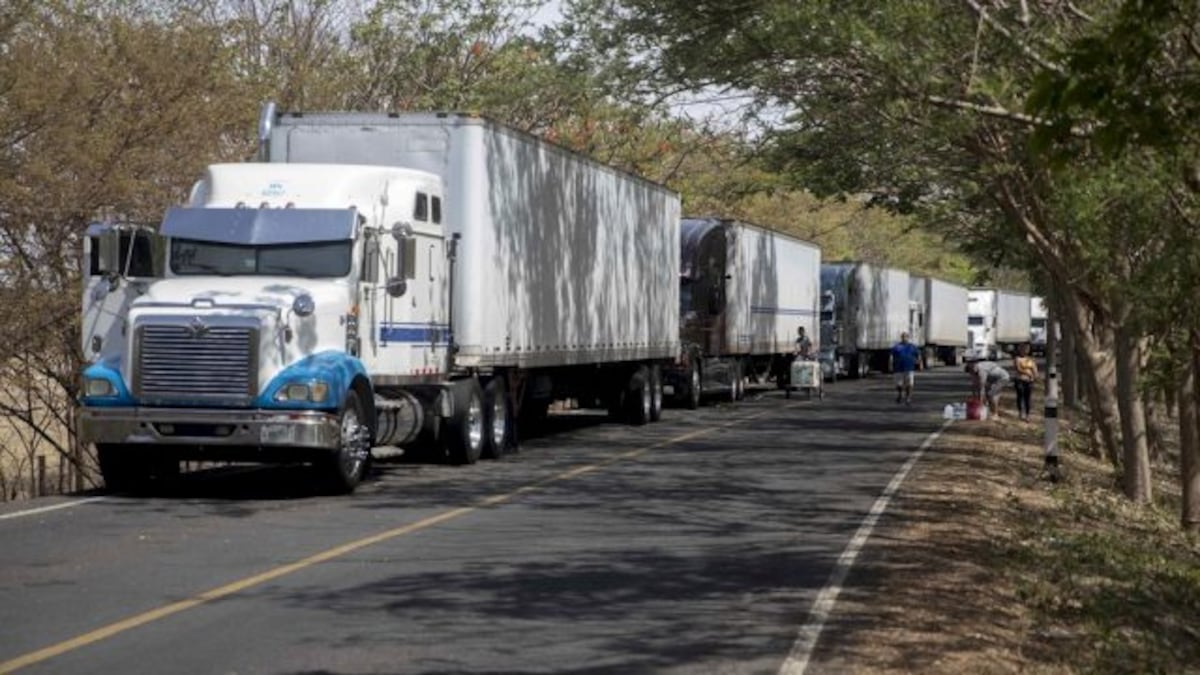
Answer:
xmin=0 ymin=365 xmax=968 ymax=675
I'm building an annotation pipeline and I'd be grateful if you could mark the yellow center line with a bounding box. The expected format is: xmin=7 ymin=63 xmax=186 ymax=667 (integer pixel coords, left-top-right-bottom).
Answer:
xmin=1 ymin=406 xmax=779 ymax=673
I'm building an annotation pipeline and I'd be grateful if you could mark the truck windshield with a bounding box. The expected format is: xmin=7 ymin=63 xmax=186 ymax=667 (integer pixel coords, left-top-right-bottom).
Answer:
xmin=170 ymin=239 xmax=352 ymax=277
xmin=968 ymin=316 xmax=984 ymax=326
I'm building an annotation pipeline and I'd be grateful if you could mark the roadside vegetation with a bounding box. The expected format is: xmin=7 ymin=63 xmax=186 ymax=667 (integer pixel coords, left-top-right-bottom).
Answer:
xmin=818 ymin=411 xmax=1200 ymax=673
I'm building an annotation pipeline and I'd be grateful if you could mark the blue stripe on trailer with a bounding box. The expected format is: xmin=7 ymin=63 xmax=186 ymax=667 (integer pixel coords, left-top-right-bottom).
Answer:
xmin=379 ymin=323 xmax=451 ymax=344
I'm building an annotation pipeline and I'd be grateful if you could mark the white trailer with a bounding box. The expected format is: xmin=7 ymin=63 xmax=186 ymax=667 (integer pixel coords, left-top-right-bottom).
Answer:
xmin=820 ymin=262 xmax=910 ymax=378
xmin=967 ymin=288 xmax=1032 ymax=360
xmin=910 ymin=276 xmax=968 ymax=366
xmin=667 ymin=218 xmax=821 ymax=405
xmin=77 ymin=107 xmax=681 ymax=493
xmin=995 ymin=289 xmax=1032 ymax=351
xmin=1030 ymin=296 xmax=1049 ymax=356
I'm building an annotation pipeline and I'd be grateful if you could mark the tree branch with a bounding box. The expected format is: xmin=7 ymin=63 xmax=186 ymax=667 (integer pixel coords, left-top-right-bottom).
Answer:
xmin=962 ymin=0 xmax=1065 ymax=75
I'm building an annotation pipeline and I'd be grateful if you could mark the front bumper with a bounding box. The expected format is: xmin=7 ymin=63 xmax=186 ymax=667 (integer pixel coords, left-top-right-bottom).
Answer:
xmin=78 ymin=406 xmax=342 ymax=450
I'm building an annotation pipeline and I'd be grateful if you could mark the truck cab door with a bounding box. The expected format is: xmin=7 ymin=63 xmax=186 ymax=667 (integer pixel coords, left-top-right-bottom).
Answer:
xmin=372 ymin=189 xmax=449 ymax=377
xmin=81 ymin=225 xmax=164 ymax=362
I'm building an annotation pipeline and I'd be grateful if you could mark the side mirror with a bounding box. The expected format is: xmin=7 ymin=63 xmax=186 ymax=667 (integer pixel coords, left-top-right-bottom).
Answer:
xmin=385 ymin=277 xmax=408 ymax=298
xmin=386 ymin=222 xmax=416 ymax=297
xmin=362 ymin=236 xmax=380 ymax=284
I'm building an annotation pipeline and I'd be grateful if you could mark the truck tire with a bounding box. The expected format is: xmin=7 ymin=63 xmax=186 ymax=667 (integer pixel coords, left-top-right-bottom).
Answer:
xmin=445 ymin=378 xmax=485 ymax=465
xmin=730 ymin=360 xmax=744 ymax=402
xmin=649 ymin=365 xmax=663 ymax=422
xmin=685 ymin=362 xmax=702 ymax=410
xmin=320 ymin=389 xmax=372 ymax=493
xmin=482 ymin=377 xmax=510 ymax=459
xmin=97 ymin=444 xmax=154 ymax=493
xmin=628 ymin=366 xmax=652 ymax=426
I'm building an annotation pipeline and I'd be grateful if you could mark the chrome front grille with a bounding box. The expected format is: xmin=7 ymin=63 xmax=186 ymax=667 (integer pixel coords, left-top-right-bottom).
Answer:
xmin=135 ymin=323 xmax=258 ymax=402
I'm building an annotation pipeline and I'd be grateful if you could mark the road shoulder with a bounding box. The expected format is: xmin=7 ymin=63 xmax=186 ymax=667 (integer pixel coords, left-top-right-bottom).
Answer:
xmin=803 ymin=413 xmax=1200 ymax=674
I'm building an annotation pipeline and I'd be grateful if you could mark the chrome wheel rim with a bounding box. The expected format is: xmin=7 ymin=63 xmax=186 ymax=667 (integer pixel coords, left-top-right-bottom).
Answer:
xmin=490 ymin=395 xmax=507 ymax=448
xmin=467 ymin=394 xmax=484 ymax=451
xmin=340 ymin=407 xmax=369 ymax=479
xmin=641 ymin=378 xmax=652 ymax=418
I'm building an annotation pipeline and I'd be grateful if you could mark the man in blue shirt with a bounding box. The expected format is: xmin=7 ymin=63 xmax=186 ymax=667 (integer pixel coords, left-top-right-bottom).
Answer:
xmin=891 ymin=331 xmax=922 ymax=405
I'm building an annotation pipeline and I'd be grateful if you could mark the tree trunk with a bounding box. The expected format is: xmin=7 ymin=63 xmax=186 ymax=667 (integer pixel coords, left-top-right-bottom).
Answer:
xmin=1114 ymin=322 xmax=1152 ymax=503
xmin=1144 ymin=392 xmax=1165 ymax=463
xmin=1060 ymin=309 xmax=1078 ymax=410
xmin=1058 ymin=292 xmax=1122 ymax=464
xmin=1182 ymin=332 xmax=1200 ymax=533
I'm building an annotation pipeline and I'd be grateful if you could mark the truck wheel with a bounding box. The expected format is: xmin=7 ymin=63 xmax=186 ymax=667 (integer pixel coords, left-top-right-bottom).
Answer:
xmin=730 ymin=361 xmax=744 ymax=402
xmin=649 ymin=365 xmax=663 ymax=422
xmin=97 ymin=444 xmax=153 ymax=493
xmin=685 ymin=362 xmax=702 ymax=410
xmin=321 ymin=389 xmax=372 ymax=493
xmin=628 ymin=366 xmax=652 ymax=426
xmin=482 ymin=377 xmax=510 ymax=459
xmin=445 ymin=379 xmax=484 ymax=465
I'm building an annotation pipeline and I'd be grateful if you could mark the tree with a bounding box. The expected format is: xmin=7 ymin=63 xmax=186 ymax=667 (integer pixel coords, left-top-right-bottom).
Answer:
xmin=599 ymin=0 xmax=1171 ymax=501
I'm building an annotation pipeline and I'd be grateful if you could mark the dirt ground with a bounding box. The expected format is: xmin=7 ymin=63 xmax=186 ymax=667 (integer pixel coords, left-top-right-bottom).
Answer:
xmin=805 ymin=409 xmax=1200 ymax=674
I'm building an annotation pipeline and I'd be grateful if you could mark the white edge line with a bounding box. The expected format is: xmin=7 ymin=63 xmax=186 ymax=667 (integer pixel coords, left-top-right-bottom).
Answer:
xmin=778 ymin=418 xmax=954 ymax=675
xmin=0 ymin=497 xmax=109 ymax=522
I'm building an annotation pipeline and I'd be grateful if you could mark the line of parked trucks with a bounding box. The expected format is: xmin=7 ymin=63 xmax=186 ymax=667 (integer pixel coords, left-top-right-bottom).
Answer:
xmin=76 ymin=106 xmax=1046 ymax=493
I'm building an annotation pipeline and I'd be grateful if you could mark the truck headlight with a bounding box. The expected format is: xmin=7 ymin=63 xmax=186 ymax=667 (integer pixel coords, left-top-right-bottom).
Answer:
xmin=85 ymin=378 xmax=114 ymax=397
xmin=274 ymin=381 xmax=330 ymax=403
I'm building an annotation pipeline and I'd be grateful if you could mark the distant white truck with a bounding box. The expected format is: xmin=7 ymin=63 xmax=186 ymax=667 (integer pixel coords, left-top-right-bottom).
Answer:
xmin=967 ymin=288 xmax=1032 ymax=360
xmin=668 ymin=218 xmax=822 ymax=404
xmin=1030 ymin=296 xmax=1048 ymax=356
xmin=77 ymin=107 xmax=681 ymax=493
xmin=820 ymin=263 xmax=911 ymax=378
xmin=909 ymin=276 xmax=968 ymax=366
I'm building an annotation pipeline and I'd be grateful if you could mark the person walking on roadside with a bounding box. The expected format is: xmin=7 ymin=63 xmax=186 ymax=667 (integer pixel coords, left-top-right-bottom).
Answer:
xmin=1012 ymin=342 xmax=1039 ymax=421
xmin=968 ymin=359 xmax=1011 ymax=419
xmin=890 ymin=331 xmax=921 ymax=405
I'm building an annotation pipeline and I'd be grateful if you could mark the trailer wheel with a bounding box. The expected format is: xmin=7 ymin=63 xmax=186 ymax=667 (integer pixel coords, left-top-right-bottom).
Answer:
xmin=482 ymin=377 xmax=510 ymax=459
xmin=649 ymin=365 xmax=663 ymax=422
xmin=628 ymin=366 xmax=652 ymax=425
xmin=445 ymin=379 xmax=485 ymax=465
xmin=320 ymin=389 xmax=372 ymax=493
xmin=97 ymin=444 xmax=155 ymax=493
xmin=730 ymin=360 xmax=744 ymax=402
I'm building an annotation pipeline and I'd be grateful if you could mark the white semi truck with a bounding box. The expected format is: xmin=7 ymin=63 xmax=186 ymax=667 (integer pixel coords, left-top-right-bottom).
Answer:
xmin=967 ymin=288 xmax=1032 ymax=360
xmin=77 ymin=106 xmax=681 ymax=493
xmin=909 ymin=275 xmax=968 ymax=366
xmin=820 ymin=262 xmax=912 ymax=378
xmin=666 ymin=218 xmax=822 ymax=405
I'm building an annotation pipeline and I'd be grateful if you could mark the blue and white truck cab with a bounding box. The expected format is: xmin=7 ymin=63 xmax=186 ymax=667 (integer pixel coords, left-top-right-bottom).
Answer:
xmin=78 ymin=162 xmax=455 ymax=492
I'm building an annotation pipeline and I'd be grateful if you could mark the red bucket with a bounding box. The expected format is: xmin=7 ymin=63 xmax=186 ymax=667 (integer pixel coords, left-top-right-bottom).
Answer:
xmin=966 ymin=397 xmax=985 ymax=420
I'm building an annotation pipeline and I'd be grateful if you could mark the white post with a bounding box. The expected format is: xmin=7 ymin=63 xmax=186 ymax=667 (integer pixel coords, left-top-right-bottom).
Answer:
xmin=1044 ymin=366 xmax=1060 ymax=481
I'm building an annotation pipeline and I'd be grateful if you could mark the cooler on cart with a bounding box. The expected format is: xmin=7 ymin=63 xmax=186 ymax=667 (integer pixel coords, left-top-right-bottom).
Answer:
xmin=786 ymin=359 xmax=824 ymax=400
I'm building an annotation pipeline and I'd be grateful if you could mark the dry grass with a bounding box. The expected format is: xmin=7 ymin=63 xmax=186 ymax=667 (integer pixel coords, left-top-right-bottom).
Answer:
xmin=807 ymin=413 xmax=1200 ymax=674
